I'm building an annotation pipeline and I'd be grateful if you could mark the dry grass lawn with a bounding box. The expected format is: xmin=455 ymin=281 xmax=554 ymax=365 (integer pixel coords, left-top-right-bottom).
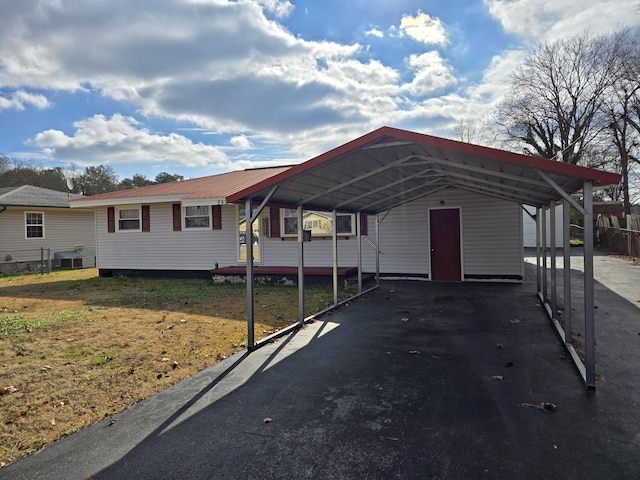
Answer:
xmin=0 ymin=269 xmax=346 ymax=467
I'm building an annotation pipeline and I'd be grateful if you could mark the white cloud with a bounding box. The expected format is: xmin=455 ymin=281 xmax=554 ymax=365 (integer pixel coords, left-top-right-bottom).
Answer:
xmin=403 ymin=51 xmax=457 ymax=96
xmin=0 ymin=90 xmax=50 ymax=111
xmin=255 ymin=0 xmax=294 ymax=18
xmin=1 ymin=0 xmax=636 ymax=174
xmin=230 ymin=135 xmax=253 ymax=149
xmin=366 ymin=28 xmax=384 ymax=38
xmin=399 ymin=11 xmax=448 ymax=46
xmin=485 ymin=0 xmax=640 ymax=42
xmin=29 ymin=114 xmax=231 ymax=169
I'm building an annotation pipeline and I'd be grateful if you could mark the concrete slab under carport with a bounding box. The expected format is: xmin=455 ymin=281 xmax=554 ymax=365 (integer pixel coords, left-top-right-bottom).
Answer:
xmin=3 ymin=264 xmax=640 ymax=480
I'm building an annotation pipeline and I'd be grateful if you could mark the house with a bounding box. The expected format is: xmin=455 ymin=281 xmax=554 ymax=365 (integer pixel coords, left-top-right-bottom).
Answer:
xmin=70 ymin=126 xmax=617 ymax=284
xmin=0 ymin=185 xmax=96 ymax=274
xmin=71 ymin=126 xmax=620 ymax=389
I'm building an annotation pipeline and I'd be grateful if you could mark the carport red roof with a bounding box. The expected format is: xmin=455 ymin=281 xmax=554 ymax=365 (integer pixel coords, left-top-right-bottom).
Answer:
xmin=227 ymin=126 xmax=621 ymax=214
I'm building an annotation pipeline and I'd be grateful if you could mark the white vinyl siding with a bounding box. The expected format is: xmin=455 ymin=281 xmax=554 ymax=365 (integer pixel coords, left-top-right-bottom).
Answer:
xmin=261 ymin=190 xmax=523 ymax=279
xmin=95 ymin=204 xmax=236 ymax=270
xmin=93 ymin=191 xmax=523 ymax=280
xmin=0 ymin=207 xmax=95 ymax=263
xmin=523 ymin=205 xmax=564 ymax=248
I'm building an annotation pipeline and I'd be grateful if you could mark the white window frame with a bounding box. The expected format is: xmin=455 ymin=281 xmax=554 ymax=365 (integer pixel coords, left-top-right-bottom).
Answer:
xmin=25 ymin=211 xmax=45 ymax=239
xmin=116 ymin=206 xmax=141 ymax=232
xmin=183 ymin=205 xmax=211 ymax=230
xmin=280 ymin=209 xmax=355 ymax=237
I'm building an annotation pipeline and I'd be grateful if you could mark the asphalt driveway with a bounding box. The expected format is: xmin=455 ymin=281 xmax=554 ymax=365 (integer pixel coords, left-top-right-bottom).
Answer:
xmin=2 ymin=256 xmax=640 ymax=480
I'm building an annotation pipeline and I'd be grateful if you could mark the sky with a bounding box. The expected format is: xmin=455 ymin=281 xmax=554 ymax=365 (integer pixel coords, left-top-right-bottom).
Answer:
xmin=1 ymin=0 xmax=639 ymax=182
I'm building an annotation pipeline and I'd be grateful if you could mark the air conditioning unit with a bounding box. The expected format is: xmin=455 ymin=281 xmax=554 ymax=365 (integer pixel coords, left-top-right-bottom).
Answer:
xmin=54 ymin=251 xmax=84 ymax=269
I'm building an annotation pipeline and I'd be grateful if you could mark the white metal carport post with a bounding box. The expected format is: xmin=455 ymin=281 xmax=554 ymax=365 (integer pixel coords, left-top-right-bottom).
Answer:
xmin=332 ymin=210 xmax=338 ymax=307
xmin=563 ymin=199 xmax=573 ymax=347
xmin=244 ymin=186 xmax=278 ymax=350
xmin=356 ymin=212 xmax=363 ymax=293
xmin=246 ymin=197 xmax=255 ymax=348
xmin=297 ymin=206 xmax=305 ymax=325
xmin=550 ymin=201 xmax=557 ymax=319
xmin=583 ymin=181 xmax=596 ymax=390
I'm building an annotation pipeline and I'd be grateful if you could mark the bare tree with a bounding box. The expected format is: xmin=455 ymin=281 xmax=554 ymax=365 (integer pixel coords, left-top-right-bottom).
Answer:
xmin=494 ymin=31 xmax=620 ymax=164
xmin=452 ymin=118 xmax=478 ymax=143
xmin=600 ymin=29 xmax=640 ymax=213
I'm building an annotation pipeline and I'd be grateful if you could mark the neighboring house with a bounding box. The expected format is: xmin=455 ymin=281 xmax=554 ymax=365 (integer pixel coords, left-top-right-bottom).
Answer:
xmin=0 ymin=185 xmax=96 ymax=274
xmin=71 ymin=127 xmax=619 ymax=283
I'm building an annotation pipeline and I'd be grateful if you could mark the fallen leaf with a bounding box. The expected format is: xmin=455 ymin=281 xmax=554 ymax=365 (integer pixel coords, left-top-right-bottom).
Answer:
xmin=518 ymin=402 xmax=557 ymax=413
xmin=263 ymin=417 xmax=273 ymax=423
xmin=492 ymin=375 xmax=504 ymax=380
xmin=409 ymin=350 xmax=421 ymax=355
xmin=401 ymin=317 xmax=409 ymax=322
xmin=41 ymin=365 xmax=52 ymax=370
xmin=510 ymin=319 xmax=520 ymax=324
xmin=161 ymin=357 xmax=170 ymax=362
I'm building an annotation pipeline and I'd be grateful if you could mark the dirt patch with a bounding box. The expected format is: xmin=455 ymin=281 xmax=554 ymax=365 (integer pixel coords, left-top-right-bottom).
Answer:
xmin=0 ymin=269 xmax=348 ymax=467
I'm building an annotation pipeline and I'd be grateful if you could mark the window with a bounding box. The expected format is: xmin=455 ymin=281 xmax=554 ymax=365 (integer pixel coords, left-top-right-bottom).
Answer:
xmin=184 ymin=206 xmax=210 ymax=229
xmin=25 ymin=212 xmax=44 ymax=238
xmin=117 ymin=207 xmax=141 ymax=231
xmin=281 ymin=209 xmax=355 ymax=237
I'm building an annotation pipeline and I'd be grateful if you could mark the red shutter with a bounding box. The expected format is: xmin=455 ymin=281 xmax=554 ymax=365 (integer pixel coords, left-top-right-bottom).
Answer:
xmin=212 ymin=205 xmax=222 ymax=230
xmin=107 ymin=207 xmax=115 ymax=233
xmin=172 ymin=204 xmax=182 ymax=231
xmin=269 ymin=207 xmax=280 ymax=237
xmin=142 ymin=205 xmax=150 ymax=232
xmin=359 ymin=214 xmax=368 ymax=236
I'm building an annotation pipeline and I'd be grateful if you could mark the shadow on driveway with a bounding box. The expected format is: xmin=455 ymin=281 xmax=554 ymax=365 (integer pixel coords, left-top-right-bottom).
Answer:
xmin=3 ymin=263 xmax=640 ymax=479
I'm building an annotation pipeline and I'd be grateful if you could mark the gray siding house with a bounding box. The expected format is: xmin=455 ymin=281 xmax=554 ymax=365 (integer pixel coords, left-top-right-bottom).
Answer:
xmin=0 ymin=186 xmax=95 ymax=274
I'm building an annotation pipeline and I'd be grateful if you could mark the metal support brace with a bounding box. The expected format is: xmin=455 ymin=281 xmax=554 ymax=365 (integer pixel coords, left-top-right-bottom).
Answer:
xmin=297 ymin=206 xmax=305 ymax=325
xmin=534 ymin=168 xmax=587 ymax=216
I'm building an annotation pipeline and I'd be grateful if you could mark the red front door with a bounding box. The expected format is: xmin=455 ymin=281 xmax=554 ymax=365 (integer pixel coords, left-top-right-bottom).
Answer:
xmin=430 ymin=208 xmax=461 ymax=281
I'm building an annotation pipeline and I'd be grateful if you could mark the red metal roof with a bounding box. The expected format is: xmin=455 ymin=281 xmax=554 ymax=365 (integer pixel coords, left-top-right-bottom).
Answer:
xmin=226 ymin=126 xmax=621 ymax=213
xmin=70 ymin=166 xmax=291 ymax=206
xmin=71 ymin=126 xmax=621 ymax=213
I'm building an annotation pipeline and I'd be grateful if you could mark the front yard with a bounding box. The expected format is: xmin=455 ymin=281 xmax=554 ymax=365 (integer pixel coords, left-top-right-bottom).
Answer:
xmin=0 ymin=269 xmax=342 ymax=467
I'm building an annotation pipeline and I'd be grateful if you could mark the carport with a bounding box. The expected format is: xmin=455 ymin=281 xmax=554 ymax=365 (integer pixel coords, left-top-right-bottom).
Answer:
xmin=227 ymin=126 xmax=620 ymax=391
